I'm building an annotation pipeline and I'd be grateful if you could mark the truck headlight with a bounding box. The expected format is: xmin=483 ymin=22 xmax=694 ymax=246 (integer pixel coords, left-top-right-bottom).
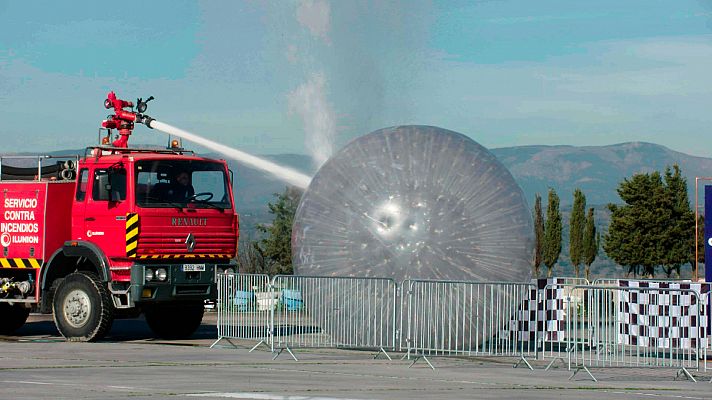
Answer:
xmin=145 ymin=268 xmax=154 ymax=282
xmin=156 ymin=268 xmax=168 ymax=282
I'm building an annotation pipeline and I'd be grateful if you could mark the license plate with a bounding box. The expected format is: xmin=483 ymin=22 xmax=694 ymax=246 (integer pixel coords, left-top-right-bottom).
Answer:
xmin=183 ymin=264 xmax=206 ymax=272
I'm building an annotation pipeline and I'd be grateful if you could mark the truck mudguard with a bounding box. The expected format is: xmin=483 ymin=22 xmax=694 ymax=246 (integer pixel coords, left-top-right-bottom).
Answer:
xmin=40 ymin=241 xmax=111 ymax=291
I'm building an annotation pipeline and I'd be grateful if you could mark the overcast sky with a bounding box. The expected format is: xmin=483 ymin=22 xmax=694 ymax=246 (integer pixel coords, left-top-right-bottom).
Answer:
xmin=1 ymin=0 xmax=711 ymax=163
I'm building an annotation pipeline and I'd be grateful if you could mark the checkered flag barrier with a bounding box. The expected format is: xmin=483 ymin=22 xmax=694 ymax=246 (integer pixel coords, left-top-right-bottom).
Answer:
xmin=516 ymin=278 xmax=574 ymax=343
xmin=617 ymin=280 xmax=709 ymax=350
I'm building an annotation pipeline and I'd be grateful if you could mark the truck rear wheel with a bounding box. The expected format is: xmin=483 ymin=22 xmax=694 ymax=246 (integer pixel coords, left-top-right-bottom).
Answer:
xmin=0 ymin=303 xmax=30 ymax=334
xmin=144 ymin=302 xmax=204 ymax=339
xmin=52 ymin=272 xmax=114 ymax=342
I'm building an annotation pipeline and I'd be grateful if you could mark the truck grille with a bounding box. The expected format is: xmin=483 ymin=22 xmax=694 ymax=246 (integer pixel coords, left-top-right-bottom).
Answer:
xmin=136 ymin=230 xmax=236 ymax=257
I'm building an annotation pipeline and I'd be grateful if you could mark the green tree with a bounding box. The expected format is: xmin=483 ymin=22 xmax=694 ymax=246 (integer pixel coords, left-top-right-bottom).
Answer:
xmin=237 ymin=237 xmax=269 ymax=274
xmin=660 ymin=165 xmax=695 ymax=278
xmin=256 ymin=187 xmax=301 ymax=275
xmin=604 ymin=172 xmax=670 ymax=277
xmin=543 ymin=188 xmax=562 ymax=278
xmin=582 ymin=207 xmax=599 ymax=281
xmin=533 ymin=194 xmax=544 ymax=278
xmin=569 ymin=189 xmax=586 ymax=278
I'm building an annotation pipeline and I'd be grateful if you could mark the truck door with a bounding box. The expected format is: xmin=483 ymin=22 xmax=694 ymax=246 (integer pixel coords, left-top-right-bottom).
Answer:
xmin=83 ymin=165 xmax=132 ymax=258
xmin=72 ymin=168 xmax=90 ymax=240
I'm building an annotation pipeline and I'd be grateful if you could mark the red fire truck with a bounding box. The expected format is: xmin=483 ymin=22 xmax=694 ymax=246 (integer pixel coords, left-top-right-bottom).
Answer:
xmin=0 ymin=93 xmax=238 ymax=341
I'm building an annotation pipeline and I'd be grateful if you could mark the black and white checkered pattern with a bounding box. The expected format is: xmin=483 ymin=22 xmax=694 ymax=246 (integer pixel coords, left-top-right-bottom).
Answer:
xmin=617 ymin=280 xmax=710 ymax=349
xmin=516 ymin=278 xmax=568 ymax=342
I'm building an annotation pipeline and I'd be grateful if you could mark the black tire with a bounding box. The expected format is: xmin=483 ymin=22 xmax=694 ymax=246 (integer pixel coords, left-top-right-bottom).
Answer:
xmin=0 ymin=303 xmax=30 ymax=334
xmin=144 ymin=302 xmax=204 ymax=339
xmin=52 ymin=272 xmax=114 ymax=342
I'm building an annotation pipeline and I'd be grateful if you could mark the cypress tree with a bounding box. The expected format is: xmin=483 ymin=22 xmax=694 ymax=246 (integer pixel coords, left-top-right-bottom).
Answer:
xmin=569 ymin=189 xmax=586 ymax=278
xmin=582 ymin=207 xmax=598 ymax=281
xmin=543 ymin=188 xmax=562 ymax=278
xmin=661 ymin=165 xmax=695 ymax=278
xmin=533 ymin=194 xmax=544 ymax=278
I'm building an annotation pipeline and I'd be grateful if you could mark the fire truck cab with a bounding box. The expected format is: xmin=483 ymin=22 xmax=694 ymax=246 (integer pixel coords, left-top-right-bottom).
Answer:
xmin=0 ymin=146 xmax=238 ymax=341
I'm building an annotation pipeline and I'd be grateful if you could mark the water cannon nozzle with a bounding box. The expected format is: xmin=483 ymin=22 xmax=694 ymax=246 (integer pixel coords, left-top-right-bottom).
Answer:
xmin=138 ymin=114 xmax=155 ymax=128
xmin=137 ymin=96 xmax=154 ymax=113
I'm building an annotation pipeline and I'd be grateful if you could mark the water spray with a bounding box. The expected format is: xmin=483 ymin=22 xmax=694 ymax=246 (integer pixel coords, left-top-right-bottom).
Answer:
xmin=146 ymin=120 xmax=311 ymax=189
xmin=100 ymin=92 xmax=311 ymax=189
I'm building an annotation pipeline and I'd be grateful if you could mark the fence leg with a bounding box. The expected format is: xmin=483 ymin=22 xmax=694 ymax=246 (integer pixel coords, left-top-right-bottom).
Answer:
xmin=408 ymin=353 xmax=435 ymax=370
xmin=210 ymin=337 xmax=241 ymax=349
xmin=545 ymin=357 xmax=566 ymax=371
xmin=675 ymin=367 xmax=697 ymax=383
xmin=546 ymin=344 xmax=574 ymax=371
xmin=373 ymin=347 xmax=392 ymax=361
xmin=514 ymin=354 xmax=534 ymax=371
xmin=248 ymin=340 xmax=270 ymax=353
xmin=569 ymin=366 xmax=597 ymax=382
xmin=400 ymin=348 xmax=412 ymax=361
xmin=272 ymin=346 xmax=298 ymax=362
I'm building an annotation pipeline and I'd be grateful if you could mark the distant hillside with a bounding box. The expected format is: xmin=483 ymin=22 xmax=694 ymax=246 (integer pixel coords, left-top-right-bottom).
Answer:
xmin=221 ymin=141 xmax=712 ymax=215
xmin=492 ymin=142 xmax=712 ymax=207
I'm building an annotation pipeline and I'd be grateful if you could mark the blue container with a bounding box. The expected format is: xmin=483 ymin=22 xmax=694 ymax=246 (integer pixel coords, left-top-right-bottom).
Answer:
xmin=234 ymin=290 xmax=254 ymax=311
xmin=281 ymin=289 xmax=304 ymax=311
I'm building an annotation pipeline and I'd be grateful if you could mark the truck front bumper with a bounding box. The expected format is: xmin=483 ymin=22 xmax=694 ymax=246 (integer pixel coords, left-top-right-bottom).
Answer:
xmin=130 ymin=262 xmax=232 ymax=303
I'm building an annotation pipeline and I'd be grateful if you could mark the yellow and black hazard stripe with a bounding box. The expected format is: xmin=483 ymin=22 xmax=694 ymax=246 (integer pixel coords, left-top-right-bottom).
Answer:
xmin=126 ymin=213 xmax=139 ymax=258
xmin=0 ymin=258 xmax=43 ymax=269
xmin=137 ymin=254 xmax=233 ymax=260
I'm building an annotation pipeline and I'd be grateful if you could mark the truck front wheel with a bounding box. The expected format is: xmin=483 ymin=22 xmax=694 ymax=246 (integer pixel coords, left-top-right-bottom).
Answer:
xmin=144 ymin=302 xmax=204 ymax=339
xmin=52 ymin=272 xmax=114 ymax=342
xmin=0 ymin=303 xmax=30 ymax=334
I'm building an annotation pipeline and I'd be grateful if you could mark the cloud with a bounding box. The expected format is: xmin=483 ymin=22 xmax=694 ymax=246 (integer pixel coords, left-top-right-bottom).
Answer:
xmin=286 ymin=44 xmax=299 ymax=64
xmin=407 ymin=35 xmax=712 ymax=156
xmin=555 ymin=37 xmax=712 ymax=96
xmin=296 ymin=0 xmax=331 ymax=44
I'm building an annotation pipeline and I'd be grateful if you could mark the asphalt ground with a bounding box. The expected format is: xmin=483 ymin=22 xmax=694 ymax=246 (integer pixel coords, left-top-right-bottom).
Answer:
xmin=1 ymin=313 xmax=712 ymax=399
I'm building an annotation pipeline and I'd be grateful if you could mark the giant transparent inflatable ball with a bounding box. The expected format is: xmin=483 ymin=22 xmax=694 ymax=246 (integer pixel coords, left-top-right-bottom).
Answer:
xmin=291 ymin=126 xmax=533 ymax=349
xmin=293 ymin=125 xmax=533 ymax=282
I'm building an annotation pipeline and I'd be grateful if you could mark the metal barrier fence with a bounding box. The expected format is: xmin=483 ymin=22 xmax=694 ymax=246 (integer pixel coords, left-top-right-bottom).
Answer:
xmin=212 ymin=274 xmax=712 ymax=381
xmin=532 ymin=278 xmax=588 ymax=366
xmin=565 ymin=285 xmax=705 ymax=382
xmin=270 ymin=275 xmax=397 ymax=360
xmin=401 ymin=279 xmax=538 ymax=369
xmin=553 ymin=277 xmax=590 ymax=287
xmin=539 ymin=282 xmax=578 ymax=367
xmin=211 ymin=273 xmax=272 ymax=351
xmin=592 ymin=278 xmax=693 ymax=286
xmin=212 ymin=273 xmax=397 ymax=360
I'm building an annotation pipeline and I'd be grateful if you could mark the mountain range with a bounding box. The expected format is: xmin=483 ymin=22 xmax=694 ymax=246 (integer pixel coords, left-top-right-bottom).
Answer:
xmin=225 ymin=141 xmax=712 ymax=220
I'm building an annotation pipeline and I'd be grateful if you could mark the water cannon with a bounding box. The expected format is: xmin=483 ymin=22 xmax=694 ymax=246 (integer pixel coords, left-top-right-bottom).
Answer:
xmin=136 ymin=96 xmax=154 ymax=113
xmin=100 ymin=91 xmax=155 ymax=147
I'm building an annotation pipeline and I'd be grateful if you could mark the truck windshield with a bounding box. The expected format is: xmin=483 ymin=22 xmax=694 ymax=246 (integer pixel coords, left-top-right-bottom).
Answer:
xmin=135 ymin=160 xmax=231 ymax=209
